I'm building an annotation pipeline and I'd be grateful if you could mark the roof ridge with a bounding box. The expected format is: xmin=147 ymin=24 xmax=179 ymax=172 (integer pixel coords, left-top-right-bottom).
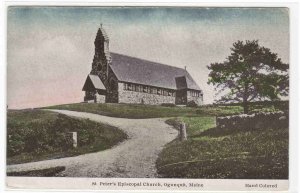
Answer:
xmin=110 ymin=52 xmax=187 ymax=72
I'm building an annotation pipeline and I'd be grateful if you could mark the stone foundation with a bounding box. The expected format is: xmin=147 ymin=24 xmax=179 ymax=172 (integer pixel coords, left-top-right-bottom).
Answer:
xmin=95 ymin=93 xmax=105 ymax=103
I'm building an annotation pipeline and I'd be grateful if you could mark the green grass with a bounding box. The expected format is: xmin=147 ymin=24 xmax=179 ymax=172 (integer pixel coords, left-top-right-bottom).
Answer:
xmin=43 ymin=102 xmax=288 ymax=179
xmin=166 ymin=117 xmax=216 ymax=137
xmin=157 ymin=117 xmax=288 ymax=179
xmin=44 ymin=103 xmax=243 ymax=118
xmin=7 ymin=109 xmax=127 ymax=165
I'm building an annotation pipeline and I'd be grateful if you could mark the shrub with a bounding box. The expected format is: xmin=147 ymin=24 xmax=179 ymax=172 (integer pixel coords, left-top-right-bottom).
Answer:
xmin=7 ymin=133 xmax=25 ymax=156
xmin=187 ymin=101 xmax=198 ymax=108
xmin=216 ymin=111 xmax=288 ymax=131
xmin=7 ymin=109 xmax=128 ymax=164
xmin=161 ymin=103 xmax=176 ymax=107
xmin=195 ymin=109 xmax=203 ymax=114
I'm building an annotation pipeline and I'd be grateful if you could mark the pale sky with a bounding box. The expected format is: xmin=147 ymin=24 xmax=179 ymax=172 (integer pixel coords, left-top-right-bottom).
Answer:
xmin=7 ymin=7 xmax=289 ymax=109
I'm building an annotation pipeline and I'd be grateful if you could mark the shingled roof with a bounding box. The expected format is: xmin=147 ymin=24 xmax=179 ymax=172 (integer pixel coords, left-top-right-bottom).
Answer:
xmin=82 ymin=74 xmax=106 ymax=91
xmin=109 ymin=53 xmax=201 ymax=91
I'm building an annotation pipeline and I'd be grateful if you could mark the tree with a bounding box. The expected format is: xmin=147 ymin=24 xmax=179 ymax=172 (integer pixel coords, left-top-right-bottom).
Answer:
xmin=207 ymin=40 xmax=289 ymax=114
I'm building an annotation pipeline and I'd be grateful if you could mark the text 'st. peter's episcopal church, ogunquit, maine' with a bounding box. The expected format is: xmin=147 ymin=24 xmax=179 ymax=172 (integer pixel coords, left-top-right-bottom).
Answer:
xmin=82 ymin=26 xmax=204 ymax=106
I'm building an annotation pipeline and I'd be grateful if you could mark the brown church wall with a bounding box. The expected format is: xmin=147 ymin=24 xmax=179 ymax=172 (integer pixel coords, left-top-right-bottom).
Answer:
xmin=118 ymin=83 xmax=175 ymax=105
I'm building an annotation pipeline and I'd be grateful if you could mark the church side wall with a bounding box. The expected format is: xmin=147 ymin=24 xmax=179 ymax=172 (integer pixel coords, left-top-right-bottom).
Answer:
xmin=187 ymin=90 xmax=204 ymax=105
xmin=118 ymin=83 xmax=175 ymax=105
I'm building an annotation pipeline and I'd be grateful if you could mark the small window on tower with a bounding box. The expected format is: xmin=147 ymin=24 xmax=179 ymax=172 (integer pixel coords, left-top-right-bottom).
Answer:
xmin=97 ymin=64 xmax=102 ymax=71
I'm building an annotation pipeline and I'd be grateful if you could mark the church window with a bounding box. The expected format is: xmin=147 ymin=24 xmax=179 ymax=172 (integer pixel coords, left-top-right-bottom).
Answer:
xmin=157 ymin=89 xmax=161 ymax=95
xmin=135 ymin=85 xmax=139 ymax=92
xmin=143 ymin=86 xmax=148 ymax=93
xmin=163 ymin=90 xmax=166 ymax=96
xmin=97 ymin=64 xmax=102 ymax=71
xmin=191 ymin=91 xmax=195 ymax=97
xmin=153 ymin=88 xmax=157 ymax=94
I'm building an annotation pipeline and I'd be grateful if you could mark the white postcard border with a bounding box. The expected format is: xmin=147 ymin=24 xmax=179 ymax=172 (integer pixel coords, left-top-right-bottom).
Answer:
xmin=6 ymin=177 xmax=289 ymax=192
xmin=1 ymin=1 xmax=299 ymax=193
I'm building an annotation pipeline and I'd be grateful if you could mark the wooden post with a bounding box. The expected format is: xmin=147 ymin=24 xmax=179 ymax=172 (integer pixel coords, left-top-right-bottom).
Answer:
xmin=180 ymin=122 xmax=187 ymax=141
xmin=69 ymin=132 xmax=78 ymax=148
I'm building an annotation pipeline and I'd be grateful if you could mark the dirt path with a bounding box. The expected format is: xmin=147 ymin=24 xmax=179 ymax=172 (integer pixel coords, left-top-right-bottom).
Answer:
xmin=7 ymin=110 xmax=178 ymax=178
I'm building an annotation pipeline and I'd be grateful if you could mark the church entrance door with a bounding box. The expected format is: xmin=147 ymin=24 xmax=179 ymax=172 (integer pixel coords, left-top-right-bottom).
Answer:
xmin=175 ymin=90 xmax=187 ymax=105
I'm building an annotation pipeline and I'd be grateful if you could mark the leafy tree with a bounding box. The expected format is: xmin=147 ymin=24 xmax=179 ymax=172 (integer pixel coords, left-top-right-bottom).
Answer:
xmin=207 ymin=40 xmax=289 ymax=114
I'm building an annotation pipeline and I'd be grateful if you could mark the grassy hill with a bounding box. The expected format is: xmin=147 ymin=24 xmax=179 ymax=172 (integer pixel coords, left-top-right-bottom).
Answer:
xmin=7 ymin=109 xmax=127 ymax=165
xmin=157 ymin=117 xmax=288 ymax=179
xmin=44 ymin=103 xmax=243 ymax=118
xmin=8 ymin=102 xmax=288 ymax=179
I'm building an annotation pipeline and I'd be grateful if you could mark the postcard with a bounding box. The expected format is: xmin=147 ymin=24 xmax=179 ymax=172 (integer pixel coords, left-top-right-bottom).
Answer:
xmin=5 ymin=4 xmax=292 ymax=192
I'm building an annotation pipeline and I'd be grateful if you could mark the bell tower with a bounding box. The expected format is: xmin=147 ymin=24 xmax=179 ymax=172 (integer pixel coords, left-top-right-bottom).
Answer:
xmin=90 ymin=24 xmax=111 ymax=86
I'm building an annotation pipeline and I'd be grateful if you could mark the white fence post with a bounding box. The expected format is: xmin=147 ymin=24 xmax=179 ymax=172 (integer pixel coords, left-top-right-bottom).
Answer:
xmin=69 ymin=132 xmax=78 ymax=148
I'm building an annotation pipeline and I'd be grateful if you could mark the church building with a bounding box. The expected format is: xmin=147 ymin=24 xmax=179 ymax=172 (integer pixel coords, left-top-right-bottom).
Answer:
xmin=82 ymin=26 xmax=203 ymax=106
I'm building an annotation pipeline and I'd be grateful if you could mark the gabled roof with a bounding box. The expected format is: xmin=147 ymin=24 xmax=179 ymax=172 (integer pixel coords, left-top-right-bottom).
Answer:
xmin=109 ymin=53 xmax=201 ymax=91
xmin=82 ymin=74 xmax=106 ymax=91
